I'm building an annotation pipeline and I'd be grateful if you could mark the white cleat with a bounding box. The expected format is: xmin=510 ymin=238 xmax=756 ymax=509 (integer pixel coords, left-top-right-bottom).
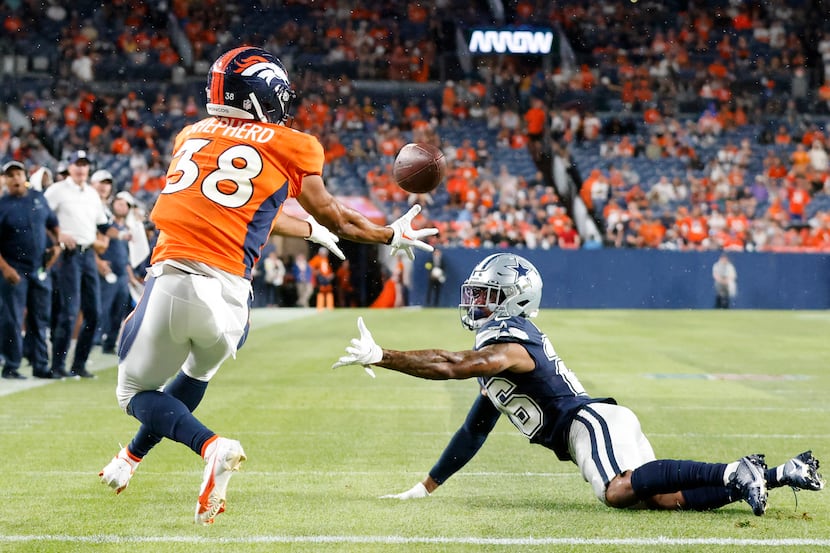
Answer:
xmin=195 ymin=437 xmax=246 ymax=525
xmin=99 ymin=446 xmax=141 ymax=495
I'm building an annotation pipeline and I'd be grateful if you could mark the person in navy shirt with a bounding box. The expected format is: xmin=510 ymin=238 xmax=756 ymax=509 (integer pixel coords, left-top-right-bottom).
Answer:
xmin=98 ymin=193 xmax=135 ymax=355
xmin=334 ymin=253 xmax=824 ymax=517
xmin=0 ymin=161 xmax=61 ymax=379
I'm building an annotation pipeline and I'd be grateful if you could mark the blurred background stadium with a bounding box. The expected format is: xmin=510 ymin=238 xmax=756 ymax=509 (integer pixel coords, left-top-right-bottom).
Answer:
xmin=2 ymin=0 xmax=830 ymax=309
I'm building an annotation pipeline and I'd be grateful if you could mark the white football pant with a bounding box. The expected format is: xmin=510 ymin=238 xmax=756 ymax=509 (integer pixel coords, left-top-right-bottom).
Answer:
xmin=115 ymin=260 xmax=251 ymax=411
xmin=568 ymin=402 xmax=656 ymax=504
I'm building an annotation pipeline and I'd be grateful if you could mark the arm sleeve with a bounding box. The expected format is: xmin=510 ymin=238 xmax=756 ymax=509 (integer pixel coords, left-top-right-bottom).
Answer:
xmin=283 ymin=131 xmax=325 ymax=198
xmin=428 ymin=393 xmax=501 ymax=485
xmin=46 ymin=209 xmax=59 ymax=232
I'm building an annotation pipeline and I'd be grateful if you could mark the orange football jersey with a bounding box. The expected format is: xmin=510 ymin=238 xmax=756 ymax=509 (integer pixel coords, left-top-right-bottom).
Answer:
xmin=151 ymin=116 xmax=324 ymax=278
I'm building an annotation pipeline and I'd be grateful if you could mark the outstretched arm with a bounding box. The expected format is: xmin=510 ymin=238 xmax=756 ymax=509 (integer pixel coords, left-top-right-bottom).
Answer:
xmin=429 ymin=393 xmax=501 ymax=485
xmin=297 ymin=174 xmax=392 ymax=244
xmin=382 ymin=393 xmax=501 ymax=499
xmin=298 ymin=175 xmax=438 ymax=259
xmin=332 ymin=317 xmax=535 ymax=379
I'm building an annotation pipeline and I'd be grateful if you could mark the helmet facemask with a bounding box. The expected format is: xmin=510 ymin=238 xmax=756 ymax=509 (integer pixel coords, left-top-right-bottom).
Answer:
xmin=459 ymin=284 xmax=505 ymax=330
xmin=250 ymin=84 xmax=296 ymax=124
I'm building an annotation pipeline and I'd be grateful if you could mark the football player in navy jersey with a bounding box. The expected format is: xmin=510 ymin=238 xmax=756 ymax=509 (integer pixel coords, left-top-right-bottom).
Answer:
xmin=334 ymin=253 xmax=824 ymax=516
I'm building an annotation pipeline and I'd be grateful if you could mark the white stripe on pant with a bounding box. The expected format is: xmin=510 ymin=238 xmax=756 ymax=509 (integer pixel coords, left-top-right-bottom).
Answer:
xmin=567 ymin=402 xmax=656 ymax=504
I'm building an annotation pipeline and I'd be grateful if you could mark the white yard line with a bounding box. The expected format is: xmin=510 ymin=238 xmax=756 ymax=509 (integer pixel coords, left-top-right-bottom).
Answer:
xmin=1 ymin=534 xmax=828 ymax=547
xmin=2 ymin=469 xmax=583 ymax=477
xmin=1 ymin=428 xmax=828 ymax=440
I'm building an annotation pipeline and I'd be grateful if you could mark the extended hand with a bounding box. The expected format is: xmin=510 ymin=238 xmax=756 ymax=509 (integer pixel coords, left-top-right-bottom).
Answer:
xmin=332 ymin=317 xmax=381 ymax=375
xmin=387 ymin=205 xmax=439 ymax=260
xmin=305 ymin=215 xmax=345 ymax=260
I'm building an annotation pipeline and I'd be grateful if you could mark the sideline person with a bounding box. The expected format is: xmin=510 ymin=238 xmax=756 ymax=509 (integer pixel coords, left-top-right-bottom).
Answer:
xmin=0 ymin=161 xmax=61 ymax=379
xmin=712 ymin=253 xmax=737 ymax=308
xmin=44 ymin=150 xmax=110 ymax=379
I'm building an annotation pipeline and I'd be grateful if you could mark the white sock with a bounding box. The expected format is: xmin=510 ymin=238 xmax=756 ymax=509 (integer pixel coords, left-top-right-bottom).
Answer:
xmin=723 ymin=461 xmax=740 ymax=485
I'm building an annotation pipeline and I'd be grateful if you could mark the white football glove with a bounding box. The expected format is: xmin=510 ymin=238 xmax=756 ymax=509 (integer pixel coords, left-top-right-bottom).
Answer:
xmin=379 ymin=481 xmax=430 ymax=500
xmin=332 ymin=317 xmax=380 ymax=377
xmin=305 ymin=215 xmax=345 ymax=260
xmin=387 ymin=205 xmax=439 ymax=260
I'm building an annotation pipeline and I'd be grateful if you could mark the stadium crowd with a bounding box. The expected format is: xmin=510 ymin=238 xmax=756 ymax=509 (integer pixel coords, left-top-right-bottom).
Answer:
xmin=2 ymin=0 xmax=829 ymax=252
xmin=0 ymin=0 xmax=829 ymax=367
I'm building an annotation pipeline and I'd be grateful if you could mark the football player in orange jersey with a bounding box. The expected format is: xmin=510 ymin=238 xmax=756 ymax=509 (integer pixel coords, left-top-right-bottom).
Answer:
xmin=99 ymin=46 xmax=437 ymax=524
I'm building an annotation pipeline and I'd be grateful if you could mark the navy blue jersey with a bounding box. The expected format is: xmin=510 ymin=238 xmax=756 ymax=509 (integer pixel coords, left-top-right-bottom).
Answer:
xmin=474 ymin=316 xmax=614 ymax=460
xmin=0 ymin=190 xmax=58 ymax=272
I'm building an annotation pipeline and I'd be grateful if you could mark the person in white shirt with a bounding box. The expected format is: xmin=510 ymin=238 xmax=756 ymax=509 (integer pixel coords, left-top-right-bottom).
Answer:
xmin=648 ymin=176 xmax=677 ymax=206
xmin=44 ymin=150 xmax=111 ymax=378
xmin=809 ymin=141 xmax=829 ymax=173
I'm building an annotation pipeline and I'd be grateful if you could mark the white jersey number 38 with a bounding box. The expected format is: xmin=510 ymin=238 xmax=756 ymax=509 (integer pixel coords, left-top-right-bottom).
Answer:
xmin=162 ymin=138 xmax=262 ymax=208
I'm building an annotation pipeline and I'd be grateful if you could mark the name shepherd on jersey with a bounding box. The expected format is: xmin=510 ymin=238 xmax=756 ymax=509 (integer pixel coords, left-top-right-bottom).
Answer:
xmin=150 ymin=115 xmax=324 ymax=279
xmin=186 ymin=116 xmax=276 ymax=143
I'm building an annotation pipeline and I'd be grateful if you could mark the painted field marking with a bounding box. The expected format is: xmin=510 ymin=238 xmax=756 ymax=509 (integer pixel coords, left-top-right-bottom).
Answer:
xmin=646 ymin=373 xmax=811 ymax=381
xmin=1 ymin=534 xmax=829 ymax=547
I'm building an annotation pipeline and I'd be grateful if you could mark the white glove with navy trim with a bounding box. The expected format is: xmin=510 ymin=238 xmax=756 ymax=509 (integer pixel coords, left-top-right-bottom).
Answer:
xmin=387 ymin=205 xmax=439 ymax=260
xmin=305 ymin=215 xmax=345 ymax=260
xmin=332 ymin=317 xmax=379 ymax=377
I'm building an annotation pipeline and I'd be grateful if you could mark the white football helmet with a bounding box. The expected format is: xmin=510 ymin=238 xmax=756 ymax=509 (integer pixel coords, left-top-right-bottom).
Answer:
xmin=459 ymin=253 xmax=542 ymax=331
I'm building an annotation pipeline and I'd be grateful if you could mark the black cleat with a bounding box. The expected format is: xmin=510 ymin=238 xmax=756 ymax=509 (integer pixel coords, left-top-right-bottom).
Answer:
xmin=781 ymin=451 xmax=825 ymax=491
xmin=728 ymin=454 xmax=768 ymax=516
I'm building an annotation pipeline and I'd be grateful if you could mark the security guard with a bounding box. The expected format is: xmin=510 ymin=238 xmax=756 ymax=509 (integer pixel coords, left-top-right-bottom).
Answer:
xmin=0 ymin=161 xmax=62 ymax=379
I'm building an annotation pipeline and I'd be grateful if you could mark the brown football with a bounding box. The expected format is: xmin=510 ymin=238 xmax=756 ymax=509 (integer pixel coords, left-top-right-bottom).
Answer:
xmin=393 ymin=142 xmax=447 ymax=194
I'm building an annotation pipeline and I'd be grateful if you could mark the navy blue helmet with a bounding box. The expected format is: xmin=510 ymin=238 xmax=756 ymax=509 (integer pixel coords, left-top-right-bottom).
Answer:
xmin=205 ymin=46 xmax=296 ymax=124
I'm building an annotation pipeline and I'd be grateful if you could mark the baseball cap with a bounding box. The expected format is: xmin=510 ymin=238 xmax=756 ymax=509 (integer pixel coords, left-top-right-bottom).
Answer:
xmin=115 ymin=190 xmax=138 ymax=207
xmin=2 ymin=160 xmax=25 ymax=175
xmin=68 ymin=150 xmax=91 ymax=165
xmin=56 ymin=161 xmax=69 ymax=175
xmin=91 ymin=169 xmax=113 ymax=183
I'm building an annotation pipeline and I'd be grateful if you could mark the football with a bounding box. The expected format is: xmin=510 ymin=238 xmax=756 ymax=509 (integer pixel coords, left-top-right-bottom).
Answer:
xmin=393 ymin=142 xmax=447 ymax=194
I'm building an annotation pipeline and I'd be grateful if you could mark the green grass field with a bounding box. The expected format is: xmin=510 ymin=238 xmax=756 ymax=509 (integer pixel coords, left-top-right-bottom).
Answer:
xmin=1 ymin=308 xmax=828 ymax=552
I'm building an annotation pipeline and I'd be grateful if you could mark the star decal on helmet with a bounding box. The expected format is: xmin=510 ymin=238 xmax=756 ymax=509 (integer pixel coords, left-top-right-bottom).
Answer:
xmin=507 ymin=260 xmax=529 ymax=278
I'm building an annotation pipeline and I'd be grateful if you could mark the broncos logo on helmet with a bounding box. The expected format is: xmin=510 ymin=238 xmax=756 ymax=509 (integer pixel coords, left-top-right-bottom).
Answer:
xmin=206 ymin=47 xmax=296 ymax=124
xmin=235 ymin=55 xmax=288 ymax=81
